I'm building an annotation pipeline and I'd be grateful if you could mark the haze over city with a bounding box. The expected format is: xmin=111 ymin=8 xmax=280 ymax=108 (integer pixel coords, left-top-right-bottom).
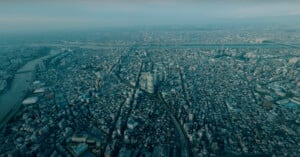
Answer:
xmin=0 ymin=1 xmax=300 ymax=157
xmin=1 ymin=0 xmax=300 ymax=32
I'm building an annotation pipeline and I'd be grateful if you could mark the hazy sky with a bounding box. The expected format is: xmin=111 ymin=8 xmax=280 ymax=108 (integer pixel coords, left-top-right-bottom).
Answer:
xmin=0 ymin=0 xmax=300 ymax=32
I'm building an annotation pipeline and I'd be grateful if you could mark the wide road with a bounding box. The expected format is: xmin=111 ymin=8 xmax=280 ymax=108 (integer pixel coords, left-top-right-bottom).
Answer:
xmin=0 ymin=50 xmax=59 ymax=127
xmin=157 ymin=92 xmax=191 ymax=157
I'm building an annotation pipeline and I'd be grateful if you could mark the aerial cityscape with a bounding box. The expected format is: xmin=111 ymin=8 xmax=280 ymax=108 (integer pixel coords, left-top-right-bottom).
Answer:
xmin=0 ymin=27 xmax=299 ymax=157
xmin=0 ymin=1 xmax=300 ymax=157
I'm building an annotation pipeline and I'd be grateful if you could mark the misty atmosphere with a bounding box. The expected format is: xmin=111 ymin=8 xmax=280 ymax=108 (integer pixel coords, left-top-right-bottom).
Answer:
xmin=0 ymin=0 xmax=300 ymax=157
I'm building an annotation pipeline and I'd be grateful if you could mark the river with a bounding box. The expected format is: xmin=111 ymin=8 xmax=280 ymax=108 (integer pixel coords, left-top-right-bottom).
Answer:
xmin=0 ymin=50 xmax=59 ymax=126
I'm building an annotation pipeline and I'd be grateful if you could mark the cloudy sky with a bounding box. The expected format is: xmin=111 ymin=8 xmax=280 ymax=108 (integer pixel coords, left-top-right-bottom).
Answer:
xmin=0 ymin=0 xmax=300 ymax=32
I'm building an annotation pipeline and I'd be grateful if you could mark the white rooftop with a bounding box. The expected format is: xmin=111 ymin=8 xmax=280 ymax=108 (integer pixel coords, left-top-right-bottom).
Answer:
xmin=22 ymin=97 xmax=39 ymax=105
xmin=34 ymin=88 xmax=45 ymax=94
xmin=33 ymin=81 xmax=41 ymax=85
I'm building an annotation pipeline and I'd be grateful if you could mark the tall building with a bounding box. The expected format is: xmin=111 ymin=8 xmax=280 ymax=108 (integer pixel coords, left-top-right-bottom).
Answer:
xmin=140 ymin=72 xmax=157 ymax=94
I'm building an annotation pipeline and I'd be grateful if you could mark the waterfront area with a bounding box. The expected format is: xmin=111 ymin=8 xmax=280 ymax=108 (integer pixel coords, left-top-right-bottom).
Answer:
xmin=0 ymin=49 xmax=59 ymax=127
xmin=0 ymin=27 xmax=300 ymax=157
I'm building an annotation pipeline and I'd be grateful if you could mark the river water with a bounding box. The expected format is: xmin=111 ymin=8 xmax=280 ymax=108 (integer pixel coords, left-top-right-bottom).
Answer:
xmin=0 ymin=50 xmax=58 ymax=123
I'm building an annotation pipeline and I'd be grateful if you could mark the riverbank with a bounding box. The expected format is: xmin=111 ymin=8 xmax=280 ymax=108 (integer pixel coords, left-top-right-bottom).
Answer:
xmin=0 ymin=50 xmax=60 ymax=129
